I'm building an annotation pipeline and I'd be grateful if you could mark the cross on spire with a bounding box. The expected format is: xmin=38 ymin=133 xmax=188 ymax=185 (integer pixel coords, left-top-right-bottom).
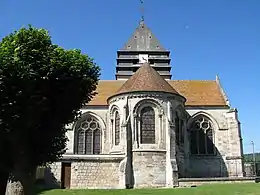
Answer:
xmin=140 ymin=0 xmax=144 ymax=22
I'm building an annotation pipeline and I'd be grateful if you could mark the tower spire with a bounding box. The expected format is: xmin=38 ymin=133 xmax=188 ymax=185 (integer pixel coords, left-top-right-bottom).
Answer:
xmin=140 ymin=0 xmax=144 ymax=22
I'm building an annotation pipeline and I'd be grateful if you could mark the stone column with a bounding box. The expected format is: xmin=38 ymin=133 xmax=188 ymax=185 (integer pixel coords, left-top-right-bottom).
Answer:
xmin=158 ymin=110 xmax=163 ymax=148
xmin=133 ymin=113 xmax=139 ymax=149
xmin=121 ymin=104 xmax=128 ymax=153
xmin=183 ymin=116 xmax=190 ymax=177
xmin=165 ymin=107 xmax=178 ymax=187
xmin=110 ymin=118 xmax=114 ymax=151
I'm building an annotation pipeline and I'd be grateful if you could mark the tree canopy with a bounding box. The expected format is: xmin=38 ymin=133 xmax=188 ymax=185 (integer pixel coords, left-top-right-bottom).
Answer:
xmin=244 ymin=153 xmax=260 ymax=162
xmin=0 ymin=25 xmax=100 ymax=194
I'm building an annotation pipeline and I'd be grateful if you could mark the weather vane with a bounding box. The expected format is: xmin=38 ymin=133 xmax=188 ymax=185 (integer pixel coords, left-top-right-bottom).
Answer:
xmin=140 ymin=0 xmax=144 ymax=22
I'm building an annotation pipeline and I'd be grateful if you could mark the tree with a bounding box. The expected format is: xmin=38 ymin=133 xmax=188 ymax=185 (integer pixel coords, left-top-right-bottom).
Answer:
xmin=0 ymin=26 xmax=100 ymax=195
xmin=244 ymin=153 xmax=260 ymax=162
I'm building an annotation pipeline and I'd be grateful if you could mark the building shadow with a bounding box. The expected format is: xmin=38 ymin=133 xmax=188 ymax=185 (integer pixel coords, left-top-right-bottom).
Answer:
xmin=35 ymin=166 xmax=60 ymax=194
xmin=183 ymin=114 xmax=229 ymax=178
xmin=125 ymin=104 xmax=135 ymax=189
xmin=187 ymin=135 xmax=229 ymax=178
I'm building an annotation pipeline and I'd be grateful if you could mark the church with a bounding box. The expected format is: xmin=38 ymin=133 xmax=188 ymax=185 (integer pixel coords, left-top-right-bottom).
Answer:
xmin=46 ymin=19 xmax=245 ymax=189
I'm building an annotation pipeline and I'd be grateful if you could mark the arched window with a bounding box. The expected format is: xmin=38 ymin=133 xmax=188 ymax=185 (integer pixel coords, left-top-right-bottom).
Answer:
xmin=140 ymin=106 xmax=155 ymax=144
xmin=190 ymin=115 xmax=214 ymax=155
xmin=115 ymin=111 xmax=120 ymax=145
xmin=75 ymin=114 xmax=101 ymax=155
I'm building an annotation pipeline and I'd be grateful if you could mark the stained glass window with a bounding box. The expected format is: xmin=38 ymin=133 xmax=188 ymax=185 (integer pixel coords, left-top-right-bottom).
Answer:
xmin=190 ymin=115 xmax=214 ymax=155
xmin=75 ymin=114 xmax=101 ymax=154
xmin=115 ymin=111 xmax=120 ymax=145
xmin=140 ymin=106 xmax=155 ymax=144
xmin=76 ymin=130 xmax=85 ymax=154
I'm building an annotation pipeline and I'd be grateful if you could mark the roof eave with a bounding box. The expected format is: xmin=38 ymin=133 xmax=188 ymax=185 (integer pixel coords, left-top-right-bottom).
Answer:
xmin=107 ymin=90 xmax=186 ymax=105
xmin=185 ymin=105 xmax=230 ymax=109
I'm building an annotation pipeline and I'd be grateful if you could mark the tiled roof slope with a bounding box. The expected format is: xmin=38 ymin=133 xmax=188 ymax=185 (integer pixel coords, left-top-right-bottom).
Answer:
xmin=113 ymin=63 xmax=179 ymax=96
xmin=87 ymin=80 xmax=227 ymax=107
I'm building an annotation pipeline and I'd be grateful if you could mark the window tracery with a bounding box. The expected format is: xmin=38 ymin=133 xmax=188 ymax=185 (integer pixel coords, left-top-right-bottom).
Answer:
xmin=75 ymin=114 xmax=101 ymax=154
xmin=190 ymin=115 xmax=214 ymax=155
xmin=115 ymin=111 xmax=120 ymax=145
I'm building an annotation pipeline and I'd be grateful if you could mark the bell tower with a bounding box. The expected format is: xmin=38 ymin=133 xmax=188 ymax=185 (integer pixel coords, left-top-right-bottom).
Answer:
xmin=115 ymin=20 xmax=172 ymax=80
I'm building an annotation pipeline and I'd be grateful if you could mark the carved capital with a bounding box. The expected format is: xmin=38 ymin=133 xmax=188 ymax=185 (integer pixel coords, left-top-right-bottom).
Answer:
xmin=158 ymin=108 xmax=164 ymax=118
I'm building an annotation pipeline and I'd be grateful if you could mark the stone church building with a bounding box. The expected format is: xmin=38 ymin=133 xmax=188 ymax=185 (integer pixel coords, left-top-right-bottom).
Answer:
xmin=47 ymin=20 xmax=244 ymax=189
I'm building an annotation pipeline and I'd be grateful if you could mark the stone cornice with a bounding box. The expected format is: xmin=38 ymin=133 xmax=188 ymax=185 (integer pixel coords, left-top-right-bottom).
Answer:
xmin=108 ymin=91 xmax=184 ymax=105
xmin=132 ymin=149 xmax=166 ymax=153
xmin=226 ymin=156 xmax=242 ymax=160
xmin=60 ymin=154 xmax=125 ymax=162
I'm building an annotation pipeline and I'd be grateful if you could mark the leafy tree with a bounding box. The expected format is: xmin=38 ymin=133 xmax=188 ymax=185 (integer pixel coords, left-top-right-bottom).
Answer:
xmin=244 ymin=153 xmax=260 ymax=162
xmin=0 ymin=26 xmax=100 ymax=195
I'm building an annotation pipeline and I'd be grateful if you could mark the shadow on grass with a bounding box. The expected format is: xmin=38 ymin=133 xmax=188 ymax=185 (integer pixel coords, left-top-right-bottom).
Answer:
xmin=35 ymin=167 xmax=60 ymax=195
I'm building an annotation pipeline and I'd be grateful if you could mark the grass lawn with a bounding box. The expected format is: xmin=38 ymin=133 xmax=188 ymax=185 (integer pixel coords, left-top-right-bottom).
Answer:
xmin=38 ymin=183 xmax=260 ymax=195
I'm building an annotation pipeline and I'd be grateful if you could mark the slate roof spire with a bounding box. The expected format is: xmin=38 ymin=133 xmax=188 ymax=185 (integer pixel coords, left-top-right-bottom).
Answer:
xmin=121 ymin=20 xmax=165 ymax=51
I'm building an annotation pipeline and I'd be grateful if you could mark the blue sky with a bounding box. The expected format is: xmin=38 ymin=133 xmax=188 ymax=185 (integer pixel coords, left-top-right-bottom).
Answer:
xmin=1 ymin=0 xmax=259 ymax=153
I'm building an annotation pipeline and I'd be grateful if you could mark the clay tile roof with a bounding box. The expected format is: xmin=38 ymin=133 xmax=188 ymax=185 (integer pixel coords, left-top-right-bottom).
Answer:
xmin=111 ymin=63 xmax=180 ymax=97
xmin=87 ymin=80 xmax=227 ymax=107
xmin=168 ymin=80 xmax=227 ymax=106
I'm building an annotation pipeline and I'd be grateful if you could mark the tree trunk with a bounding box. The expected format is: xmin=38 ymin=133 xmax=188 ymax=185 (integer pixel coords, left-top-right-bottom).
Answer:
xmin=0 ymin=170 xmax=9 ymax=195
xmin=5 ymin=165 xmax=36 ymax=195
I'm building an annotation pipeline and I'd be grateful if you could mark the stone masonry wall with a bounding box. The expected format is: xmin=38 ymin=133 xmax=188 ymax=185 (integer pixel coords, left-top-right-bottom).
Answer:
xmin=225 ymin=109 xmax=244 ymax=177
xmin=133 ymin=151 xmax=166 ymax=188
xmin=65 ymin=108 xmax=108 ymax=154
xmin=70 ymin=160 xmax=121 ymax=189
xmin=176 ymin=148 xmax=185 ymax=177
xmin=186 ymin=108 xmax=244 ymax=178
xmin=226 ymin=159 xmax=244 ymax=177
xmin=189 ymin=156 xmax=227 ymax=177
xmin=45 ymin=162 xmax=62 ymax=188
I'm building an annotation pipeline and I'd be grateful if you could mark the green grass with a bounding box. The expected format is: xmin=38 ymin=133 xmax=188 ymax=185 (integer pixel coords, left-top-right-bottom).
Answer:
xmin=38 ymin=183 xmax=260 ymax=195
